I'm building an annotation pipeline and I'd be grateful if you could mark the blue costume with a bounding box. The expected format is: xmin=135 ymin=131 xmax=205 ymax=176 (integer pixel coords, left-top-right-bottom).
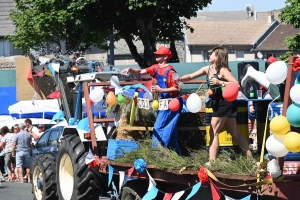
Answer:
xmin=152 ymin=67 xmax=182 ymax=155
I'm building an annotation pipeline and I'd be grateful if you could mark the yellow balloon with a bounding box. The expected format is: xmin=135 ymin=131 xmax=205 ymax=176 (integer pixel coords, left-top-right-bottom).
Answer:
xmin=284 ymin=132 xmax=300 ymax=153
xmin=152 ymin=100 xmax=159 ymax=109
xmin=134 ymin=92 xmax=139 ymax=98
xmin=270 ymin=116 xmax=290 ymax=135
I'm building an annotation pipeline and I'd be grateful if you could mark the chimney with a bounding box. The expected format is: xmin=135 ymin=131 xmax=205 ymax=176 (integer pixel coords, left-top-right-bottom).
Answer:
xmin=268 ymin=11 xmax=275 ymax=24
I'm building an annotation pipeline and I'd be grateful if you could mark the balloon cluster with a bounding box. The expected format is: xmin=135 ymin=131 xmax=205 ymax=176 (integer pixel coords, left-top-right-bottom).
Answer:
xmin=89 ymin=88 xmax=123 ymax=107
xmin=267 ymin=115 xmax=300 ymax=157
xmin=262 ymin=61 xmax=300 ymax=157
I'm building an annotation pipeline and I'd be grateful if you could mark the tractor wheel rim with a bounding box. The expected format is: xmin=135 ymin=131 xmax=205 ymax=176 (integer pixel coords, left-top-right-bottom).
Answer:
xmin=59 ymin=153 xmax=74 ymax=200
xmin=33 ymin=166 xmax=43 ymax=200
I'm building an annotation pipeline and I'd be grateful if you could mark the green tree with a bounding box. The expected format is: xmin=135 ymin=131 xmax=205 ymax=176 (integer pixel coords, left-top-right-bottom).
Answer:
xmin=7 ymin=0 xmax=211 ymax=68
xmin=278 ymin=0 xmax=300 ymax=61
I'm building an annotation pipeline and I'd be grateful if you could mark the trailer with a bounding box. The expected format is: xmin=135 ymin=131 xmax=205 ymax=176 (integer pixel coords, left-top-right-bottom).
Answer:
xmin=31 ymin=55 xmax=300 ymax=200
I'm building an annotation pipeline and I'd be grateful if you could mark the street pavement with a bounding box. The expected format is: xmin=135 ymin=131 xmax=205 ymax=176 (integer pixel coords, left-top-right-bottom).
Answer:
xmin=0 ymin=180 xmax=111 ymax=200
xmin=0 ymin=181 xmax=33 ymax=200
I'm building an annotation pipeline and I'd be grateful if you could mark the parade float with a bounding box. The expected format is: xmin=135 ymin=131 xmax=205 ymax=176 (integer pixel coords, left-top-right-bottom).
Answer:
xmin=29 ymin=54 xmax=300 ymax=200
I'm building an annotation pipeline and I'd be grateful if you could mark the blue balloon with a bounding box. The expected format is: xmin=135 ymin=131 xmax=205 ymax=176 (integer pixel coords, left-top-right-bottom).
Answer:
xmin=287 ymin=103 xmax=300 ymax=127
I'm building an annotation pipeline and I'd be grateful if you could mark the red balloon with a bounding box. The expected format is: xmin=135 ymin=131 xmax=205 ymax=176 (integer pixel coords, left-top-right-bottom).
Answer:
xmin=169 ymin=98 xmax=180 ymax=112
xmin=222 ymin=83 xmax=239 ymax=102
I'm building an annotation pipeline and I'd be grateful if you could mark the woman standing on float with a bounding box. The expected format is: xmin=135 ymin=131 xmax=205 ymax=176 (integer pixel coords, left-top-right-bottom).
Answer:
xmin=180 ymin=47 xmax=252 ymax=161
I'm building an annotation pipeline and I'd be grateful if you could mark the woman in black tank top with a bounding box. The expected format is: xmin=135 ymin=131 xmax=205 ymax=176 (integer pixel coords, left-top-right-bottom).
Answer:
xmin=180 ymin=47 xmax=252 ymax=161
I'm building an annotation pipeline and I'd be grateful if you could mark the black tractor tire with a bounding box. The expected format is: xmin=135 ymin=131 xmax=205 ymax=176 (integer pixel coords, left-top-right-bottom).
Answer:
xmin=31 ymin=154 xmax=57 ymax=200
xmin=120 ymin=180 xmax=148 ymax=200
xmin=56 ymin=134 xmax=104 ymax=200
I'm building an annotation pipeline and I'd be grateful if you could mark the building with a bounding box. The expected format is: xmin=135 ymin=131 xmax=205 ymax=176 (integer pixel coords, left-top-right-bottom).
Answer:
xmin=254 ymin=24 xmax=300 ymax=59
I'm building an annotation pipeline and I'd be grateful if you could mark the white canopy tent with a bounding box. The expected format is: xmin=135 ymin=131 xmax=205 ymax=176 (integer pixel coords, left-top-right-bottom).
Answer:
xmin=8 ymin=99 xmax=60 ymax=119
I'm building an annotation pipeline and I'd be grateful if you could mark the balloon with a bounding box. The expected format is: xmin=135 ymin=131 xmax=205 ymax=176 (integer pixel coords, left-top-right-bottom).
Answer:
xmin=169 ymin=98 xmax=180 ymax=112
xmin=290 ymin=84 xmax=300 ymax=104
xmin=152 ymin=100 xmax=159 ymax=109
xmin=286 ymin=103 xmax=300 ymax=127
xmin=266 ymin=61 xmax=287 ymax=85
xmin=106 ymin=91 xmax=117 ymax=106
xmin=266 ymin=134 xmax=289 ymax=157
xmin=284 ymin=132 xmax=300 ymax=152
xmin=89 ymin=88 xmax=104 ymax=103
xmin=269 ymin=116 xmax=290 ymax=136
xmin=117 ymin=94 xmax=125 ymax=103
xmin=134 ymin=92 xmax=139 ymax=98
xmin=222 ymin=83 xmax=239 ymax=102
xmin=186 ymin=93 xmax=202 ymax=113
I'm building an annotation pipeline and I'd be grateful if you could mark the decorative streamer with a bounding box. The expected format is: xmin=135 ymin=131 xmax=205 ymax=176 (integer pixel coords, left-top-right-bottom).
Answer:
xmin=119 ymin=171 xmax=125 ymax=193
xmin=127 ymin=166 xmax=135 ymax=177
xmin=171 ymin=191 xmax=185 ymax=200
xmin=50 ymin=110 xmax=64 ymax=123
xmin=163 ymin=193 xmax=173 ymax=200
xmin=111 ymin=181 xmax=118 ymax=198
xmin=186 ymin=182 xmax=201 ymax=200
xmin=210 ymin=179 xmax=221 ymax=200
xmin=48 ymin=63 xmax=56 ymax=77
xmin=224 ymin=194 xmax=251 ymax=200
xmin=146 ymin=169 xmax=157 ymax=191
xmin=142 ymin=185 xmax=159 ymax=200
xmin=77 ymin=117 xmax=90 ymax=132
xmin=104 ymin=162 xmax=254 ymax=200
xmin=108 ymin=165 xmax=114 ymax=187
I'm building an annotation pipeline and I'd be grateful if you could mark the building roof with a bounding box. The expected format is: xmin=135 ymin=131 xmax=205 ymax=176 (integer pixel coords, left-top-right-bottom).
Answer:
xmin=186 ymin=20 xmax=278 ymax=46
xmin=0 ymin=0 xmax=15 ymax=37
xmin=193 ymin=10 xmax=281 ymax=22
xmin=255 ymin=24 xmax=300 ymax=51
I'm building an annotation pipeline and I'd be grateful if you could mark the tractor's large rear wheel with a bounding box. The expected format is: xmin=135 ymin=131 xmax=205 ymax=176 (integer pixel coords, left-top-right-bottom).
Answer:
xmin=56 ymin=134 xmax=104 ymax=200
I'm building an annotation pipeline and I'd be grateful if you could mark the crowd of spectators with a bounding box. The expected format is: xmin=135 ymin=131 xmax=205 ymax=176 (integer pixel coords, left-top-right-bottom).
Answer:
xmin=0 ymin=119 xmax=45 ymax=183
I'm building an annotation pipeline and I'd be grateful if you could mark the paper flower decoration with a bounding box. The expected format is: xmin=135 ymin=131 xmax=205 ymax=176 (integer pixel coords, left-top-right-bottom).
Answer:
xmin=198 ymin=166 xmax=209 ymax=184
xmin=134 ymin=158 xmax=147 ymax=174
xmin=293 ymin=58 xmax=300 ymax=72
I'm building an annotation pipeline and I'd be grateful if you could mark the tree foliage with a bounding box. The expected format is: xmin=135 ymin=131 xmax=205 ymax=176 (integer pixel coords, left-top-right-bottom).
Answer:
xmin=7 ymin=0 xmax=211 ymax=68
xmin=278 ymin=0 xmax=300 ymax=61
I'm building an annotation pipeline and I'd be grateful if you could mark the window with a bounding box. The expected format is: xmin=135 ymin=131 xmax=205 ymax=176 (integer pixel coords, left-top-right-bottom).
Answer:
xmin=36 ymin=131 xmax=50 ymax=148
xmin=236 ymin=51 xmax=245 ymax=61
xmin=48 ymin=130 xmax=61 ymax=146
xmin=204 ymin=51 xmax=209 ymax=62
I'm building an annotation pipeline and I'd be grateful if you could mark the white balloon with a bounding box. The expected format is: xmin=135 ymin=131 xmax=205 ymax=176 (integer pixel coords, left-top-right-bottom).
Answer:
xmin=90 ymin=88 xmax=104 ymax=103
xmin=266 ymin=61 xmax=287 ymax=85
xmin=186 ymin=93 xmax=202 ymax=113
xmin=266 ymin=134 xmax=289 ymax=157
xmin=290 ymin=84 xmax=300 ymax=104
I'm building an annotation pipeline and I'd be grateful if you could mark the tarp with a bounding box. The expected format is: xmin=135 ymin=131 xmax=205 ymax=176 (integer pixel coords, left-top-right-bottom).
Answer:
xmin=82 ymin=98 xmax=106 ymax=118
xmin=0 ymin=86 xmax=18 ymax=115
xmin=8 ymin=99 xmax=60 ymax=119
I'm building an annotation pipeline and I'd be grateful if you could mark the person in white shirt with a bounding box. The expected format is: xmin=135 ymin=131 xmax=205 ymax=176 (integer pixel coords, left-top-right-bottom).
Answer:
xmin=24 ymin=119 xmax=39 ymax=145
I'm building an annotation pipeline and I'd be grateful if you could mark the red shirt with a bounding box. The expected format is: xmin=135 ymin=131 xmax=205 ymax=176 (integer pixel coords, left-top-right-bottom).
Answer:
xmin=146 ymin=64 xmax=179 ymax=97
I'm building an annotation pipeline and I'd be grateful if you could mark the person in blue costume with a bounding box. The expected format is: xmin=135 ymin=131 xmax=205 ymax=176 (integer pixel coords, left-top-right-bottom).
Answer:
xmin=123 ymin=46 xmax=182 ymax=155
xmin=180 ymin=46 xmax=252 ymax=162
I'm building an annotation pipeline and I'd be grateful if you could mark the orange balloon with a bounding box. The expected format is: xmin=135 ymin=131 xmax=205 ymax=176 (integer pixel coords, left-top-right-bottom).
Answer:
xmin=207 ymin=89 xmax=214 ymax=97
xmin=106 ymin=91 xmax=117 ymax=106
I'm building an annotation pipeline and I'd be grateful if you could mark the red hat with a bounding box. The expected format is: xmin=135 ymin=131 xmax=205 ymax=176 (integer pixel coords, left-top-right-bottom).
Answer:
xmin=267 ymin=56 xmax=277 ymax=63
xmin=154 ymin=46 xmax=173 ymax=60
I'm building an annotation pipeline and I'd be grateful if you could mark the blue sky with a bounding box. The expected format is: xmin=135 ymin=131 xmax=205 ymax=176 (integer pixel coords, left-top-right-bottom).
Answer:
xmin=204 ymin=0 xmax=286 ymax=12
